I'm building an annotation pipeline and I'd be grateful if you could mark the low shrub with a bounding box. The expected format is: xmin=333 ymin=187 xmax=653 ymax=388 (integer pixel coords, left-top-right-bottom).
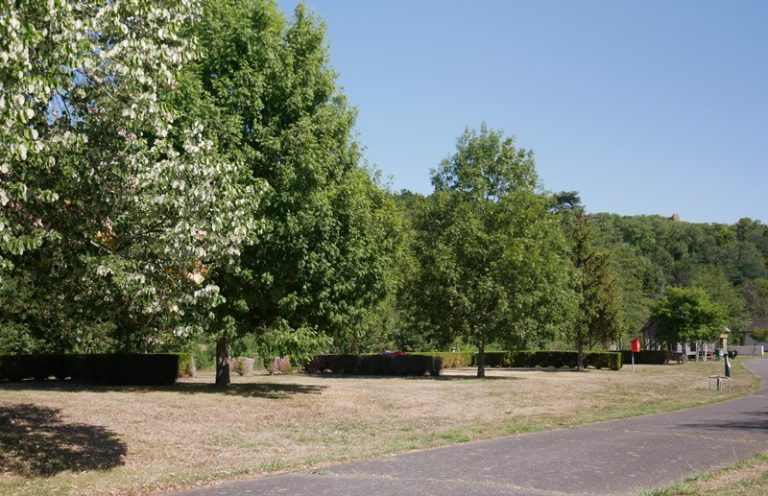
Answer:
xmin=306 ymin=354 xmax=442 ymax=376
xmin=228 ymin=357 xmax=254 ymax=376
xmin=410 ymin=352 xmax=473 ymax=368
xmin=619 ymin=350 xmax=668 ymax=365
xmin=177 ymin=353 xmax=196 ymax=377
xmin=266 ymin=356 xmax=292 ymax=374
xmin=473 ymin=350 xmax=621 ymax=370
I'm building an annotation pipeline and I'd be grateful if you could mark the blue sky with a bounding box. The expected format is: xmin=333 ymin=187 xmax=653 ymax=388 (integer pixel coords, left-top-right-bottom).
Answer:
xmin=277 ymin=0 xmax=767 ymax=224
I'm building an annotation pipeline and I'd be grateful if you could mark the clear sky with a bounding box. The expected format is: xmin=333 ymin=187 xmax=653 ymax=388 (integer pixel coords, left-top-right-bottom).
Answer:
xmin=276 ymin=0 xmax=767 ymax=225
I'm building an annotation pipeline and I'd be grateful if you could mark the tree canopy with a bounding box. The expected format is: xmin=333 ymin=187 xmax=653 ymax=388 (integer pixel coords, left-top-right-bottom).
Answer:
xmin=404 ymin=125 xmax=575 ymax=377
xmin=650 ymin=287 xmax=727 ymax=347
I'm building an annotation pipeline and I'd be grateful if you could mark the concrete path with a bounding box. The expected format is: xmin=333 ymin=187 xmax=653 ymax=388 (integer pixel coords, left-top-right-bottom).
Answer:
xmin=170 ymin=360 xmax=768 ymax=496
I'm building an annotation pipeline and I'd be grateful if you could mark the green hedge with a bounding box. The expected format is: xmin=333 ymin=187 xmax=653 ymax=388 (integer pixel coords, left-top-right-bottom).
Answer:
xmin=476 ymin=351 xmax=622 ymax=370
xmin=411 ymin=352 xmax=473 ymax=368
xmin=306 ymin=354 xmax=442 ymax=376
xmin=619 ymin=350 xmax=668 ymax=365
xmin=0 ymin=353 xmax=193 ymax=385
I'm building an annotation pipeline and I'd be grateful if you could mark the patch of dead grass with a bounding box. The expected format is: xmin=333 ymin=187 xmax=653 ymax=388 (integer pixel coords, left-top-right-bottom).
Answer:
xmin=0 ymin=359 xmax=760 ymax=496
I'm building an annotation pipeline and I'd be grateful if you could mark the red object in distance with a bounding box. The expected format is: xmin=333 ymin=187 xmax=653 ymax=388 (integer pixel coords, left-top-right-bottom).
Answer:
xmin=630 ymin=339 xmax=641 ymax=353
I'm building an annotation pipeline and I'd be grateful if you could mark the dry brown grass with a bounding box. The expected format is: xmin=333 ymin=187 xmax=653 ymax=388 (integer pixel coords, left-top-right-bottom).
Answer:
xmin=0 ymin=360 xmax=759 ymax=496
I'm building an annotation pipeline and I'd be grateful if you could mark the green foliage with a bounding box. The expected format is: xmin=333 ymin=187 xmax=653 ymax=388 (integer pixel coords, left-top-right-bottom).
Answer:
xmin=305 ymin=354 xmax=442 ymax=376
xmin=750 ymin=328 xmax=768 ymax=343
xmin=651 ymin=287 xmax=727 ymax=346
xmin=1 ymin=0 xmax=261 ymax=353
xmin=741 ymin=279 xmax=768 ymax=320
xmin=403 ymin=125 xmax=575 ymax=376
xmin=477 ymin=351 xmax=621 ymax=370
xmin=174 ymin=0 xmax=402 ymax=384
xmin=410 ymin=352 xmax=474 ymax=368
xmin=0 ymin=354 xmax=182 ymax=385
xmin=619 ymin=350 xmax=669 ymax=365
xmin=0 ymin=323 xmax=41 ymax=355
xmin=691 ymin=266 xmax=749 ymax=338
xmin=563 ymin=208 xmax=624 ymax=368
xmin=176 ymin=353 xmax=197 ymax=378
xmin=589 ymin=214 xmax=768 ymax=335
xmin=254 ymin=320 xmax=332 ymax=367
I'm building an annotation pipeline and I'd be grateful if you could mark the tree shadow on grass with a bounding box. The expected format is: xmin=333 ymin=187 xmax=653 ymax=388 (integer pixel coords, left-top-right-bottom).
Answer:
xmin=0 ymin=381 xmax=326 ymax=399
xmin=167 ymin=382 xmax=326 ymax=399
xmin=0 ymin=403 xmax=127 ymax=477
xmin=308 ymin=373 xmax=516 ymax=381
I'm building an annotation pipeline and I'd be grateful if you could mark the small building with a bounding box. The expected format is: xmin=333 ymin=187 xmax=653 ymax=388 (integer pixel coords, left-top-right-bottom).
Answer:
xmin=640 ymin=319 xmax=726 ymax=360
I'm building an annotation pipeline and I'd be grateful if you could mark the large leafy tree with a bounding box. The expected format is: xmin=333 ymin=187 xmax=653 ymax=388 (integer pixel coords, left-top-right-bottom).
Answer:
xmin=651 ymin=287 xmax=727 ymax=349
xmin=175 ymin=0 xmax=400 ymax=384
xmin=0 ymin=1 xmax=259 ymax=352
xmin=406 ymin=125 xmax=575 ymax=377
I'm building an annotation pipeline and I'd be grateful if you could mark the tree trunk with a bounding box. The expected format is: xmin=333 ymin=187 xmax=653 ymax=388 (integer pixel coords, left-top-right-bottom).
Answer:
xmin=215 ymin=336 xmax=230 ymax=386
xmin=576 ymin=338 xmax=584 ymax=371
xmin=476 ymin=339 xmax=486 ymax=378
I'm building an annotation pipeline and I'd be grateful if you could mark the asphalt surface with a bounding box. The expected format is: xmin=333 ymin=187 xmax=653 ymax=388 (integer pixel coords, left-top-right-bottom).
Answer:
xmin=168 ymin=360 xmax=768 ymax=496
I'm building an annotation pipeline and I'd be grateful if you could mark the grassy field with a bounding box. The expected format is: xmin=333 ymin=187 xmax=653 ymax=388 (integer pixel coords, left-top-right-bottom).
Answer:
xmin=639 ymin=451 xmax=768 ymax=496
xmin=0 ymin=359 xmax=760 ymax=496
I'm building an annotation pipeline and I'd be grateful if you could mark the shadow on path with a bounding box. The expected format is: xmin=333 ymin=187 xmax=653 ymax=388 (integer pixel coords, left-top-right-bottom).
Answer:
xmin=679 ymin=410 xmax=768 ymax=432
xmin=0 ymin=403 xmax=127 ymax=477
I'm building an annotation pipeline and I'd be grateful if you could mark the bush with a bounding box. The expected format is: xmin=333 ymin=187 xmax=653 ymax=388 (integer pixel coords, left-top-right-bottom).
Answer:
xmin=228 ymin=356 xmax=254 ymax=376
xmin=583 ymin=352 xmax=622 ymax=370
xmin=0 ymin=354 xmax=181 ymax=385
xmin=410 ymin=352 xmax=473 ymax=368
xmin=177 ymin=353 xmax=196 ymax=377
xmin=473 ymin=351 xmax=621 ymax=370
xmin=619 ymin=350 xmax=668 ymax=365
xmin=305 ymin=354 xmax=442 ymax=376
xmin=266 ymin=356 xmax=292 ymax=374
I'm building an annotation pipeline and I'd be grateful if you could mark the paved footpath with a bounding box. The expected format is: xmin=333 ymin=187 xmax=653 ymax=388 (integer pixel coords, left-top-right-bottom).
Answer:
xmin=170 ymin=360 xmax=768 ymax=496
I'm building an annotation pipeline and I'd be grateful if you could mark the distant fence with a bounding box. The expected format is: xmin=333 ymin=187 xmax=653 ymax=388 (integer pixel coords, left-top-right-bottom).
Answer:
xmin=730 ymin=345 xmax=764 ymax=357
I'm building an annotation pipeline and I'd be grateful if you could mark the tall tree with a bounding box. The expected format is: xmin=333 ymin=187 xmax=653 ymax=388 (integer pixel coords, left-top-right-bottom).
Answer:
xmin=406 ymin=125 xmax=575 ymax=377
xmin=565 ymin=208 xmax=624 ymax=370
xmin=1 ymin=0 xmax=259 ymax=353
xmin=176 ymin=0 xmax=400 ymax=384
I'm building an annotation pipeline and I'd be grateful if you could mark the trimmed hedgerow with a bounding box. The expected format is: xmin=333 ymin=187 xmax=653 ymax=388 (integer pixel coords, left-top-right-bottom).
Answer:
xmin=0 ymin=353 xmax=185 ymax=385
xmin=583 ymin=352 xmax=622 ymax=370
xmin=620 ymin=350 xmax=668 ymax=365
xmin=474 ymin=351 xmax=622 ymax=370
xmin=306 ymin=354 xmax=442 ymax=376
xmin=411 ymin=352 xmax=473 ymax=368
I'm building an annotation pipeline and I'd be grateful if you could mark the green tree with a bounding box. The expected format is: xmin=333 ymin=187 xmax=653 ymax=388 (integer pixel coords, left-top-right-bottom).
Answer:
xmin=691 ymin=266 xmax=749 ymax=340
xmin=750 ymin=327 xmax=768 ymax=344
xmin=177 ymin=0 xmax=400 ymax=384
xmin=1 ymin=1 xmax=259 ymax=353
xmin=741 ymin=278 xmax=768 ymax=320
xmin=564 ymin=209 xmax=624 ymax=369
xmin=405 ymin=125 xmax=575 ymax=377
xmin=651 ymin=287 xmax=727 ymax=350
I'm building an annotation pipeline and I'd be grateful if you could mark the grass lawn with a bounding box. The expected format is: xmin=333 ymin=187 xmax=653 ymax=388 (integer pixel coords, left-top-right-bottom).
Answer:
xmin=639 ymin=451 xmax=768 ymax=496
xmin=0 ymin=359 xmax=760 ymax=495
